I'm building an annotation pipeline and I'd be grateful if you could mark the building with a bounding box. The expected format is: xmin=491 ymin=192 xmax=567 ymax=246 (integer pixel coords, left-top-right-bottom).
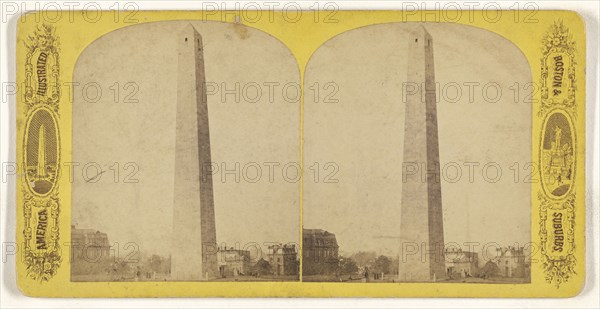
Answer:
xmin=267 ymin=244 xmax=298 ymax=276
xmin=71 ymin=225 xmax=111 ymax=277
xmin=71 ymin=225 xmax=110 ymax=261
xmin=494 ymin=246 xmax=530 ymax=278
xmin=217 ymin=247 xmax=252 ymax=278
xmin=445 ymin=248 xmax=479 ymax=278
xmin=302 ymin=229 xmax=339 ymax=275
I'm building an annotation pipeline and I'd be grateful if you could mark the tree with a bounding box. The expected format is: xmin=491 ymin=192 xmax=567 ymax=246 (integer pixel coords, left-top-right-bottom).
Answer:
xmin=146 ymin=254 xmax=170 ymax=274
xmin=373 ymin=255 xmax=391 ymax=274
xmin=109 ymin=259 xmax=134 ymax=280
xmin=480 ymin=261 xmax=499 ymax=278
xmin=338 ymin=257 xmax=358 ymax=275
xmin=253 ymin=258 xmax=272 ymax=275
xmin=350 ymin=251 xmax=377 ymax=267
xmin=148 ymin=255 xmax=163 ymax=272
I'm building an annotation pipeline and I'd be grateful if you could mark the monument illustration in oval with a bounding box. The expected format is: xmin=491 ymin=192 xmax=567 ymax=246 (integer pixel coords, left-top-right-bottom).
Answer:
xmin=541 ymin=111 xmax=575 ymax=198
xmin=24 ymin=107 xmax=59 ymax=196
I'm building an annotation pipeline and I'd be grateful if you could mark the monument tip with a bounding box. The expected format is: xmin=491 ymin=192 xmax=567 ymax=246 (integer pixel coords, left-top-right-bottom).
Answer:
xmin=410 ymin=24 xmax=431 ymax=38
xmin=181 ymin=23 xmax=201 ymax=35
xmin=180 ymin=23 xmax=203 ymax=43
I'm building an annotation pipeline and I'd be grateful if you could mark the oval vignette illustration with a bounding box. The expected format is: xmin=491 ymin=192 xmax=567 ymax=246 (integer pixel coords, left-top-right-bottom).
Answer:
xmin=24 ymin=107 xmax=60 ymax=196
xmin=540 ymin=110 xmax=575 ymax=199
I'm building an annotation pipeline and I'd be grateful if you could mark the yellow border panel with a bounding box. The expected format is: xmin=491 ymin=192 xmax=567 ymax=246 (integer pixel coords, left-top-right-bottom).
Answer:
xmin=15 ymin=10 xmax=586 ymax=297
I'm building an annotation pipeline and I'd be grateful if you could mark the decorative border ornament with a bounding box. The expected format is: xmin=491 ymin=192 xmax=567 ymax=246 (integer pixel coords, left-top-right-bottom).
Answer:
xmin=21 ymin=24 xmax=62 ymax=282
xmin=539 ymin=193 xmax=576 ymax=287
xmin=539 ymin=20 xmax=576 ymax=118
xmin=538 ymin=20 xmax=577 ymax=288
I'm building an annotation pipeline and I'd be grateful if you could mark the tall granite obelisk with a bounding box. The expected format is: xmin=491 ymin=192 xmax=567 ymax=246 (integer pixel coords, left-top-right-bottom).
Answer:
xmin=36 ymin=125 xmax=47 ymax=180
xmin=171 ymin=24 xmax=218 ymax=281
xmin=398 ymin=26 xmax=446 ymax=282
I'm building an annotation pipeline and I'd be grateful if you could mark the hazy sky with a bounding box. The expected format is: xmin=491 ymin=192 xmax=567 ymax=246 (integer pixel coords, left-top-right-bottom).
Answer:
xmin=303 ymin=23 xmax=532 ymax=257
xmin=72 ymin=21 xmax=300 ymax=256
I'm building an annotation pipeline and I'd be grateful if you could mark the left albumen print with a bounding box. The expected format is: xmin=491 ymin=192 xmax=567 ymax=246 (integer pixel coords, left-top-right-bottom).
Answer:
xmin=70 ymin=21 xmax=300 ymax=282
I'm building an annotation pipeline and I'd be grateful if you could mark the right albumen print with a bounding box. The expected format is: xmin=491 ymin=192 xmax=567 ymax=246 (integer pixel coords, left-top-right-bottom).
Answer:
xmin=302 ymin=22 xmax=532 ymax=283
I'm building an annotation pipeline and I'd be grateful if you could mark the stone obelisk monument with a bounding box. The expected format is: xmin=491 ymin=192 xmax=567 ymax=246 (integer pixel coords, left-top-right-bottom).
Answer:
xmin=398 ymin=26 xmax=446 ymax=282
xmin=171 ymin=24 xmax=218 ymax=281
xmin=36 ymin=125 xmax=47 ymax=180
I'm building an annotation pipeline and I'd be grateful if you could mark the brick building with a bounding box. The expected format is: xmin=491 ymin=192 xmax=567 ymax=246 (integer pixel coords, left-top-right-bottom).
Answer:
xmin=267 ymin=244 xmax=298 ymax=276
xmin=302 ymin=229 xmax=339 ymax=275
xmin=217 ymin=247 xmax=252 ymax=278
xmin=445 ymin=248 xmax=479 ymax=278
xmin=494 ymin=246 xmax=530 ymax=278
xmin=70 ymin=225 xmax=111 ymax=277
